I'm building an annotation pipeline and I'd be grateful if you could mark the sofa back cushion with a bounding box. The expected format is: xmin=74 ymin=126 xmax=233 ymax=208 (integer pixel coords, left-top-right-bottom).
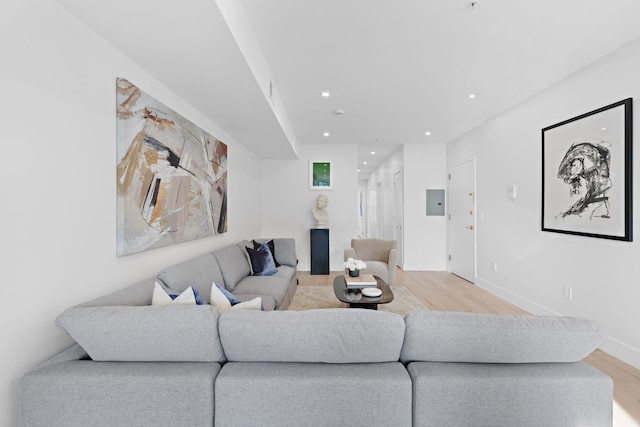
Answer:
xmin=265 ymin=238 xmax=297 ymax=267
xmin=351 ymin=238 xmax=397 ymax=262
xmin=57 ymin=304 xmax=225 ymax=362
xmin=76 ymin=277 xmax=156 ymax=307
xmin=213 ymin=244 xmax=251 ymax=291
xmin=156 ymin=253 xmax=224 ymax=302
xmin=219 ymin=309 xmax=405 ymax=363
xmin=400 ymin=311 xmax=602 ymax=364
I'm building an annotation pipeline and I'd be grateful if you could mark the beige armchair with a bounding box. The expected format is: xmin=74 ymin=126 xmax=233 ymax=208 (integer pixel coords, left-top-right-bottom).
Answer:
xmin=344 ymin=238 xmax=398 ymax=285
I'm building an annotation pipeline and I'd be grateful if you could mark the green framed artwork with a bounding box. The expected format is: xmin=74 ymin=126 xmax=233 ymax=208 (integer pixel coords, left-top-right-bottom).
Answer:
xmin=309 ymin=161 xmax=333 ymax=190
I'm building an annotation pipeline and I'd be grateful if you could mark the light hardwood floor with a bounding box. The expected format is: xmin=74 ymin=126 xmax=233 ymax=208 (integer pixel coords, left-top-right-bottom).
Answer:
xmin=297 ymin=269 xmax=640 ymax=426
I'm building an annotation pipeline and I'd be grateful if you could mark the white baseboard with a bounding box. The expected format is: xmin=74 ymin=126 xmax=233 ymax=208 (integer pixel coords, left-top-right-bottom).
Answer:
xmin=599 ymin=336 xmax=640 ymax=369
xmin=474 ymin=276 xmax=560 ymax=316
xmin=475 ymin=276 xmax=640 ymax=370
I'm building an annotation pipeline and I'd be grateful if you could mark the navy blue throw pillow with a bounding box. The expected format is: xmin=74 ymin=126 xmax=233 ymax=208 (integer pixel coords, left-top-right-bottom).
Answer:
xmin=246 ymin=244 xmax=277 ymax=276
xmin=215 ymin=283 xmax=242 ymax=305
xmin=252 ymin=239 xmax=281 ymax=267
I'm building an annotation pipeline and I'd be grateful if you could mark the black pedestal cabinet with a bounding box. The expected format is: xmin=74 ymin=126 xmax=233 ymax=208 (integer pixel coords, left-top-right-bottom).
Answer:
xmin=310 ymin=228 xmax=329 ymax=275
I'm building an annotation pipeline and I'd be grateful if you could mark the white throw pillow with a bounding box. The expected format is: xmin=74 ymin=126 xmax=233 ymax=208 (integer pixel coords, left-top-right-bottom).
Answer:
xmin=152 ymin=282 xmax=197 ymax=306
xmin=232 ymin=297 xmax=262 ymax=311
xmin=209 ymin=282 xmax=232 ymax=313
xmin=209 ymin=282 xmax=262 ymax=312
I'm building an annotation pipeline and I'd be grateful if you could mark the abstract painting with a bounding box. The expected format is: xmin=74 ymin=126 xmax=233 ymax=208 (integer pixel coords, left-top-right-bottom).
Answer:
xmin=542 ymin=98 xmax=632 ymax=241
xmin=116 ymin=78 xmax=227 ymax=256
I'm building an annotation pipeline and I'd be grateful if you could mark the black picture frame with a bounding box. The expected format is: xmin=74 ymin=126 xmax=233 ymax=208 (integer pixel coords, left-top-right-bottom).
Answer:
xmin=542 ymin=98 xmax=632 ymax=241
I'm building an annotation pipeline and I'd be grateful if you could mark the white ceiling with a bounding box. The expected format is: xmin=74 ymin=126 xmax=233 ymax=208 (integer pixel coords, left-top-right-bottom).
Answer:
xmin=57 ymin=0 xmax=640 ymax=179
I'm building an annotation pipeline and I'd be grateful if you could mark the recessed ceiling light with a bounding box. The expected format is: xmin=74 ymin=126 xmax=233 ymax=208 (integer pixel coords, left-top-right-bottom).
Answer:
xmin=357 ymin=169 xmax=361 ymax=173
xmin=323 ymin=132 xmax=330 ymax=137
xmin=601 ymin=127 xmax=607 ymax=131
xmin=371 ymin=151 xmax=376 ymax=155
xmin=469 ymin=94 xmax=476 ymax=99
xmin=321 ymin=91 xmax=330 ymax=97
xmin=363 ymin=161 xmax=368 ymax=165
xmin=425 ymin=131 xmax=432 ymax=136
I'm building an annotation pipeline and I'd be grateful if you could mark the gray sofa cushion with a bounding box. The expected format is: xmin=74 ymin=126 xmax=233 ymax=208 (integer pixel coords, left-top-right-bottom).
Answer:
xmin=76 ymin=277 xmax=156 ymax=307
xmin=273 ymin=264 xmax=296 ymax=280
xmin=407 ymin=361 xmax=613 ymax=426
xmin=219 ymin=309 xmax=406 ymax=363
xmin=231 ymin=274 xmax=291 ymax=308
xmin=401 ymin=311 xmax=603 ymax=364
xmin=56 ymin=305 xmax=226 ymax=362
xmin=270 ymin=238 xmax=297 ymax=267
xmin=213 ymin=244 xmax=251 ymax=291
xmin=19 ymin=360 xmax=220 ymax=427
xmin=215 ymin=362 xmax=412 ymax=427
xmin=156 ymin=252 xmax=224 ymax=302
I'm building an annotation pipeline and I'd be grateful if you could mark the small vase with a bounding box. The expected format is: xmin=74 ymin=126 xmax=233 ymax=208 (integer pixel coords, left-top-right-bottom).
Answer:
xmin=349 ymin=269 xmax=359 ymax=277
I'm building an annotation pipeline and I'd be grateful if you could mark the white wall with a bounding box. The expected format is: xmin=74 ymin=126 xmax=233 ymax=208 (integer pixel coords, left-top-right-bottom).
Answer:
xmin=448 ymin=37 xmax=640 ymax=368
xmin=1 ymin=1 xmax=264 ymax=425
xmin=403 ymin=143 xmax=448 ymax=270
xmin=261 ymin=144 xmax=359 ymax=271
xmin=366 ymin=144 xmax=447 ymax=271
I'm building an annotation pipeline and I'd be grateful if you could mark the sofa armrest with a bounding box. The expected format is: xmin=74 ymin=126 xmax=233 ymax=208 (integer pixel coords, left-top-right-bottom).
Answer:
xmin=387 ymin=248 xmax=397 ymax=285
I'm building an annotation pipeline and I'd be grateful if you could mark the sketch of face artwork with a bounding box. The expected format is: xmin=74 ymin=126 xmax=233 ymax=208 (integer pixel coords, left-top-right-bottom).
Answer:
xmin=556 ymin=140 xmax=612 ymax=220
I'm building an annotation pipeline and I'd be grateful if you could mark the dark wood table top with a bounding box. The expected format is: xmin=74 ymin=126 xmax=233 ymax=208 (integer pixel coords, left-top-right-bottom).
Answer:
xmin=333 ymin=274 xmax=394 ymax=309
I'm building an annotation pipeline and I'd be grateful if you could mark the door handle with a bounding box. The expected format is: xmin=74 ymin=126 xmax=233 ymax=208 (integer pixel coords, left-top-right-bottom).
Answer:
xmin=466 ymin=225 xmax=474 ymax=230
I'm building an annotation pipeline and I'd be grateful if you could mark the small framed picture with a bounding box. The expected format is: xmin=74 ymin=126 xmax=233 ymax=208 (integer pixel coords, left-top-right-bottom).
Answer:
xmin=309 ymin=161 xmax=333 ymax=190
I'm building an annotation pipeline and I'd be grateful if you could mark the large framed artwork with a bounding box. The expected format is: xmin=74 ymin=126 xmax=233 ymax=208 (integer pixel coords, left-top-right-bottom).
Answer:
xmin=542 ymin=98 xmax=632 ymax=241
xmin=116 ymin=78 xmax=227 ymax=256
xmin=309 ymin=160 xmax=333 ymax=190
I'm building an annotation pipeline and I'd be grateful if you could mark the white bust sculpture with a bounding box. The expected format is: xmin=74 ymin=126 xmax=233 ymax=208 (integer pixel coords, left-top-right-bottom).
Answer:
xmin=312 ymin=194 xmax=329 ymax=228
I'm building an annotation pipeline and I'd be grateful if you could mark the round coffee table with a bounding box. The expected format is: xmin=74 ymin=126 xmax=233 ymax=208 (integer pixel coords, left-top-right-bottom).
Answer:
xmin=333 ymin=275 xmax=394 ymax=310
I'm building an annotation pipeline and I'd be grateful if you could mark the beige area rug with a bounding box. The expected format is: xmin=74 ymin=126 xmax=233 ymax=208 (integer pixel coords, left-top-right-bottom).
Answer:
xmin=288 ymin=286 xmax=426 ymax=316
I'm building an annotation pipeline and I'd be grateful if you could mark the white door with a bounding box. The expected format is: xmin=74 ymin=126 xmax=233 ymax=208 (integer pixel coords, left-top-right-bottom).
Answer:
xmin=448 ymin=159 xmax=476 ymax=282
xmin=393 ymin=171 xmax=404 ymax=268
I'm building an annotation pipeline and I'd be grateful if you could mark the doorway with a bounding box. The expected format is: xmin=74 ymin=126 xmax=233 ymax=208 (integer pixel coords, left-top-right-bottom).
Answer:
xmin=393 ymin=170 xmax=404 ymax=268
xmin=447 ymin=159 xmax=476 ymax=282
xmin=376 ymin=181 xmax=383 ymax=238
